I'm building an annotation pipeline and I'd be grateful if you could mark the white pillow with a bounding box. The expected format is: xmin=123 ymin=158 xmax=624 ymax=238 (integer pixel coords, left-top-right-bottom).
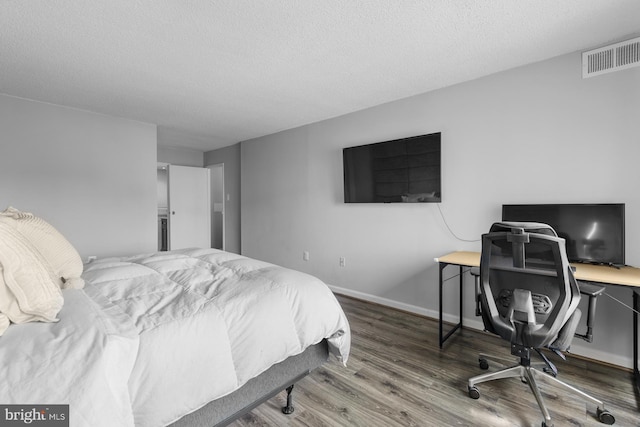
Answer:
xmin=0 ymin=207 xmax=84 ymax=289
xmin=0 ymin=207 xmax=84 ymax=335
xmin=0 ymin=220 xmax=63 ymax=335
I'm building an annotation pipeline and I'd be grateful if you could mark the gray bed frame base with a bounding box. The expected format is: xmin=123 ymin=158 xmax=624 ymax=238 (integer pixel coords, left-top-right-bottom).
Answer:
xmin=168 ymin=340 xmax=329 ymax=427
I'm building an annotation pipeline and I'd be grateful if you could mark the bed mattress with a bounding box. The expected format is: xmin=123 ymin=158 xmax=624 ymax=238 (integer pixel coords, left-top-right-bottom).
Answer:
xmin=0 ymin=248 xmax=350 ymax=427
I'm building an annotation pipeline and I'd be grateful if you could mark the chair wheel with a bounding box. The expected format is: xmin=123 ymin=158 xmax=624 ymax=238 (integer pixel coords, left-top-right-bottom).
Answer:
xmin=479 ymin=358 xmax=489 ymax=370
xmin=468 ymin=386 xmax=480 ymax=399
xmin=597 ymin=408 xmax=615 ymax=425
xmin=542 ymin=422 xmax=553 ymax=427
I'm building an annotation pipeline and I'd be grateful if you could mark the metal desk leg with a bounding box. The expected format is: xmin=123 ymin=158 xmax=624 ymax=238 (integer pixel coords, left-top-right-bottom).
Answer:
xmin=439 ymin=263 xmax=464 ymax=348
xmin=634 ymin=290 xmax=639 ymax=396
xmin=439 ymin=262 xmax=444 ymax=347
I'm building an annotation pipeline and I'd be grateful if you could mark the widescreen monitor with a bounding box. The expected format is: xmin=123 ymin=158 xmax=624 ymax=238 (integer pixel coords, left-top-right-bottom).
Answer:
xmin=501 ymin=203 xmax=625 ymax=266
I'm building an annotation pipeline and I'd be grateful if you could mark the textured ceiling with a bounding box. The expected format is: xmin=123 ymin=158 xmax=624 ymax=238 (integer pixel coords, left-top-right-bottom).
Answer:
xmin=1 ymin=1 xmax=639 ymax=151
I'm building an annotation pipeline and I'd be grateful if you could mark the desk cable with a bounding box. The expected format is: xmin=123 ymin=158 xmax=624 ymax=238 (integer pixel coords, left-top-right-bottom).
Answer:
xmin=602 ymin=291 xmax=640 ymax=315
xmin=442 ymin=267 xmax=473 ymax=283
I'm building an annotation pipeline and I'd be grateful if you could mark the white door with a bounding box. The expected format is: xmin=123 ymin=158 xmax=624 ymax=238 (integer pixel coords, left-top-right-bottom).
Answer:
xmin=168 ymin=165 xmax=211 ymax=250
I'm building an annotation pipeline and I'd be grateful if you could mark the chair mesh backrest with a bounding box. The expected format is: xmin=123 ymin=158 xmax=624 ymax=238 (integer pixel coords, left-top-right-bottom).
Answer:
xmin=480 ymin=222 xmax=580 ymax=349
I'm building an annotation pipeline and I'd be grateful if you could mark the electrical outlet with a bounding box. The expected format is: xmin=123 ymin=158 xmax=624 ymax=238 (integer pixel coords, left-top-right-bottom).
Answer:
xmin=339 ymin=257 xmax=346 ymax=267
xmin=303 ymin=251 xmax=310 ymax=261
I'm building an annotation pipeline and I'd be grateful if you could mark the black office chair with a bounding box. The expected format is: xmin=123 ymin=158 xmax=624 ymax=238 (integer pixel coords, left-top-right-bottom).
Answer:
xmin=467 ymin=222 xmax=615 ymax=427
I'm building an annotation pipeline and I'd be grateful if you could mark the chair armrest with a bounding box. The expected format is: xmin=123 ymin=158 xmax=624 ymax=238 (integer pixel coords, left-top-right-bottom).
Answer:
xmin=578 ymin=282 xmax=606 ymax=297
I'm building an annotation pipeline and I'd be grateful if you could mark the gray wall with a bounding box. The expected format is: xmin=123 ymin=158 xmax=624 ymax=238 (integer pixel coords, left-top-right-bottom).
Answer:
xmin=204 ymin=143 xmax=241 ymax=254
xmin=0 ymin=94 xmax=158 ymax=258
xmin=157 ymin=145 xmax=204 ymax=167
xmin=241 ymin=51 xmax=640 ymax=368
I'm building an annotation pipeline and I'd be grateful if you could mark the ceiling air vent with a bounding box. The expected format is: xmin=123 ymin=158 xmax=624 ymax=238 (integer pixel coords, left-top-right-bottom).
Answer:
xmin=582 ymin=36 xmax=640 ymax=78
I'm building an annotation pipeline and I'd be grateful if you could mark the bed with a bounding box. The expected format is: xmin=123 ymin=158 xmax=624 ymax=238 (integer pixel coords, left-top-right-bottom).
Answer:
xmin=0 ymin=207 xmax=351 ymax=427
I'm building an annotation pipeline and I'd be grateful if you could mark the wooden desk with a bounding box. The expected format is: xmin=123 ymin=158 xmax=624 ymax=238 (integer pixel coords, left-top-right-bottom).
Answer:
xmin=434 ymin=252 xmax=480 ymax=348
xmin=435 ymin=251 xmax=640 ymax=398
xmin=436 ymin=251 xmax=640 ymax=286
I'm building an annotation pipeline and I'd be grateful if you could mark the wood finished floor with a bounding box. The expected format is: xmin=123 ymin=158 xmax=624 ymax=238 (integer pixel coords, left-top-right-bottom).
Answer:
xmin=231 ymin=295 xmax=639 ymax=427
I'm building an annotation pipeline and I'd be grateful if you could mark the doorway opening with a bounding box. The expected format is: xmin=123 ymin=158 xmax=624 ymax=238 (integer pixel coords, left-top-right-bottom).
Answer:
xmin=208 ymin=163 xmax=225 ymax=250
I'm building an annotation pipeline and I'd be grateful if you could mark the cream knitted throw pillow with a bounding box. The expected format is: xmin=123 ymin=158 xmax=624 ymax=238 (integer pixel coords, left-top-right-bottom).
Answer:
xmin=0 ymin=207 xmax=85 ymax=335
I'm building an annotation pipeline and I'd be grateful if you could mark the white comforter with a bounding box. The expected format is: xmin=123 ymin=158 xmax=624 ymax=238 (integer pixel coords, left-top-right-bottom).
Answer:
xmin=1 ymin=249 xmax=350 ymax=427
xmin=0 ymin=289 xmax=139 ymax=426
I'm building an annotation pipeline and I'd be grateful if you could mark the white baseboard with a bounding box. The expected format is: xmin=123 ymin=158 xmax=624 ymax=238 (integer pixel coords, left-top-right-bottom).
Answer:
xmin=329 ymin=284 xmax=437 ymax=318
xmin=329 ymin=284 xmax=486 ymax=328
xmin=328 ymin=284 xmax=633 ymax=370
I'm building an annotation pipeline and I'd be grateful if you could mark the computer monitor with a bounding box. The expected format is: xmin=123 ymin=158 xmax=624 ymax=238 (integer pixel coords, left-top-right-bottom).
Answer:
xmin=502 ymin=203 xmax=625 ymax=266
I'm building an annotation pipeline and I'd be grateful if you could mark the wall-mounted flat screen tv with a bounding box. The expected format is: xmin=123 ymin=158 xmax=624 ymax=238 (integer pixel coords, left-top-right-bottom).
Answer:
xmin=343 ymin=132 xmax=441 ymax=203
xmin=502 ymin=203 xmax=625 ymax=266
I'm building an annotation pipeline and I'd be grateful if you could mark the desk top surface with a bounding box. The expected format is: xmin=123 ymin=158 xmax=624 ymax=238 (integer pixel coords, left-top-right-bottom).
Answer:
xmin=436 ymin=251 xmax=480 ymax=267
xmin=436 ymin=251 xmax=640 ymax=288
